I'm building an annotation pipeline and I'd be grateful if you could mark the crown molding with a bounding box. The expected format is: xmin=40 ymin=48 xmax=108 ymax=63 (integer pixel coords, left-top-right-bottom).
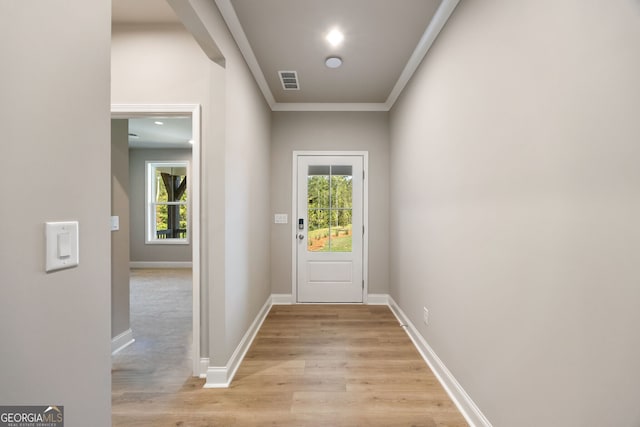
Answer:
xmin=385 ymin=0 xmax=460 ymax=108
xmin=272 ymin=102 xmax=390 ymax=112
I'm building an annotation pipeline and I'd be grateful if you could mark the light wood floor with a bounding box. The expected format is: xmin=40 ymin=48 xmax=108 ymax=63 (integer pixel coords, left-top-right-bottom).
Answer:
xmin=112 ymin=271 xmax=468 ymax=426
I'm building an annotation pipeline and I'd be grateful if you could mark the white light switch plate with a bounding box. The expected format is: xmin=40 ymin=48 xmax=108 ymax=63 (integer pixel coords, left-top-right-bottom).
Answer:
xmin=111 ymin=215 xmax=120 ymax=231
xmin=45 ymin=221 xmax=79 ymax=272
xmin=274 ymin=214 xmax=288 ymax=224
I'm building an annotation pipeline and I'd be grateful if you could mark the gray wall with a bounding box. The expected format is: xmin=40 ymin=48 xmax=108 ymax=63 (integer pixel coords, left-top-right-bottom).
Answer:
xmin=198 ymin=2 xmax=272 ymax=364
xmin=389 ymin=0 xmax=640 ymax=426
xmin=111 ymin=24 xmax=213 ymax=105
xmin=271 ymin=112 xmax=390 ymax=296
xmin=0 ymin=0 xmax=112 ymax=425
xmin=112 ymin=120 xmax=131 ymax=339
xmin=129 ymin=148 xmax=193 ymax=263
xmin=112 ymin=5 xmax=272 ymax=368
xmin=112 ymin=22 xmax=216 ymax=357
xmin=167 ymin=0 xmax=272 ymax=365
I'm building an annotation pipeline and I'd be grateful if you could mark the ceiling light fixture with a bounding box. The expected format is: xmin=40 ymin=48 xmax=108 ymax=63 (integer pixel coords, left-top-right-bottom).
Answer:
xmin=154 ymin=121 xmax=164 ymax=125
xmin=326 ymin=29 xmax=344 ymax=47
xmin=325 ymin=56 xmax=343 ymax=69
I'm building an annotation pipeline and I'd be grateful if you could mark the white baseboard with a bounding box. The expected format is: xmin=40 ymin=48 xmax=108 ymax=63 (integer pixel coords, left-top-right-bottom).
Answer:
xmin=271 ymin=294 xmax=293 ymax=305
xmin=272 ymin=294 xmax=388 ymax=305
xmin=129 ymin=261 xmax=193 ymax=269
xmin=111 ymin=328 xmax=135 ymax=355
xmin=204 ymin=296 xmax=273 ymax=388
xmin=198 ymin=358 xmax=210 ymax=379
xmin=366 ymin=294 xmax=389 ymax=305
xmin=387 ymin=296 xmax=492 ymax=427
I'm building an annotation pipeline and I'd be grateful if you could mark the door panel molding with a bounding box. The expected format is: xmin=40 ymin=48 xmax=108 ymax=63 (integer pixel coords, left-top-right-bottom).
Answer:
xmin=291 ymin=151 xmax=369 ymax=303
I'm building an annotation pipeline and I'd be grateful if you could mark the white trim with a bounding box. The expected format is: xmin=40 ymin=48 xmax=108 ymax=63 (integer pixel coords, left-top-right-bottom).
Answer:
xmin=111 ymin=104 xmax=200 ymax=117
xmin=271 ymin=294 xmax=293 ymax=305
xmin=111 ymin=329 xmax=135 ymax=355
xmin=272 ymin=102 xmax=388 ymax=112
xmin=204 ymin=296 xmax=272 ymax=388
xmin=190 ymin=105 xmax=202 ymax=378
xmin=198 ymin=358 xmax=210 ymax=379
xmin=204 ymin=366 xmax=230 ymax=388
xmin=362 ymin=153 xmax=369 ymax=303
xmin=213 ymin=1 xmax=459 ymax=112
xmin=385 ymin=0 xmax=461 ymax=109
xmin=291 ymin=151 xmax=369 ymax=304
xmin=291 ymin=153 xmax=297 ymax=303
xmin=111 ymin=103 xmax=201 ymax=378
xmin=387 ymin=296 xmax=493 ymax=427
xmin=366 ymin=294 xmax=389 ymax=305
xmin=129 ymin=261 xmax=193 ymax=269
xmin=144 ymin=160 xmax=190 ymax=245
xmin=143 ymin=239 xmax=189 ymax=246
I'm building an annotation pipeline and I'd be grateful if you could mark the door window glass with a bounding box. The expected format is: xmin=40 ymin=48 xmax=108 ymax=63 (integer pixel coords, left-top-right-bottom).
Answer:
xmin=307 ymin=165 xmax=353 ymax=252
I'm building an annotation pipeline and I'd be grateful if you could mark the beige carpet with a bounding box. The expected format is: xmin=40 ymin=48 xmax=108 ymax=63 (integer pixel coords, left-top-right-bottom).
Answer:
xmin=112 ymin=268 xmax=193 ymax=393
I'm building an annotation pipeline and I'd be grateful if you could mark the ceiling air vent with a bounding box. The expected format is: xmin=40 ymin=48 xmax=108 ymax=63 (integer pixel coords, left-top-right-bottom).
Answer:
xmin=278 ymin=70 xmax=300 ymax=91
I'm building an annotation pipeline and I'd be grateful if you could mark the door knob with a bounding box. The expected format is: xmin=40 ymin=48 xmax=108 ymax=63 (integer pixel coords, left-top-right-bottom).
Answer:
xmin=298 ymin=234 xmax=304 ymax=240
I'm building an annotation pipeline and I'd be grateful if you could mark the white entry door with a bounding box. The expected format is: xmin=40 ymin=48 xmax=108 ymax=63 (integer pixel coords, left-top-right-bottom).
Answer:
xmin=296 ymin=155 xmax=364 ymax=303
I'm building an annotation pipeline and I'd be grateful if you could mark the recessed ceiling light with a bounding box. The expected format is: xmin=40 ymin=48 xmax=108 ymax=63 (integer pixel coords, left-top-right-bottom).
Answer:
xmin=325 ymin=56 xmax=343 ymax=69
xmin=154 ymin=121 xmax=164 ymax=125
xmin=326 ymin=29 xmax=344 ymax=47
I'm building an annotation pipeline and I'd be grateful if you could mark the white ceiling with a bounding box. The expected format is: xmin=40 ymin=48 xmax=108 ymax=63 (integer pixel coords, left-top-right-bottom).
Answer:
xmin=127 ymin=117 xmax=193 ymax=149
xmin=112 ymin=0 xmax=460 ymax=111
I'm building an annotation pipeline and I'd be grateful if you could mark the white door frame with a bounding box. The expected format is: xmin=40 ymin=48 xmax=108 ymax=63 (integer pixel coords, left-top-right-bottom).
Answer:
xmin=111 ymin=104 xmax=201 ymax=376
xmin=291 ymin=151 xmax=369 ymax=304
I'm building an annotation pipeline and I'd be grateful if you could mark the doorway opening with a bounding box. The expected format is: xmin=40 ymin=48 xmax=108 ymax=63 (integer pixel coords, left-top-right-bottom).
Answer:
xmin=111 ymin=104 xmax=201 ymax=377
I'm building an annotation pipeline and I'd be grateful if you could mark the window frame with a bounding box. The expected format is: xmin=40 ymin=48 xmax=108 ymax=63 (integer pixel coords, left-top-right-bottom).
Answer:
xmin=145 ymin=160 xmax=190 ymax=245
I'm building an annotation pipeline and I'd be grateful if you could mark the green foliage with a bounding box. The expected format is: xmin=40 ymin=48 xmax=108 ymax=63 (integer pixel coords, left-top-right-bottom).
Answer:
xmin=156 ymin=204 xmax=187 ymax=230
xmin=325 ymin=235 xmax=352 ymax=252
xmin=307 ymin=172 xmax=352 ymax=232
xmin=305 ymin=168 xmax=354 ymax=251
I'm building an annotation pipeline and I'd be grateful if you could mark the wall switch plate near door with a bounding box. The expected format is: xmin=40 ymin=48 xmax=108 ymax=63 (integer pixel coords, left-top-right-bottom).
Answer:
xmin=274 ymin=214 xmax=288 ymax=224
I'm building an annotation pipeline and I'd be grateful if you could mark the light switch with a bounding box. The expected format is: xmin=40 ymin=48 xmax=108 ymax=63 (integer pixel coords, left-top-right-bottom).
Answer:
xmin=274 ymin=214 xmax=288 ymax=224
xmin=57 ymin=232 xmax=71 ymax=257
xmin=46 ymin=221 xmax=79 ymax=272
xmin=111 ymin=215 xmax=120 ymax=231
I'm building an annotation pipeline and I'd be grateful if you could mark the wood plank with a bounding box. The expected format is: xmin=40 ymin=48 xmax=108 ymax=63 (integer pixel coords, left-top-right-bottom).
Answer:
xmin=113 ymin=279 xmax=468 ymax=427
